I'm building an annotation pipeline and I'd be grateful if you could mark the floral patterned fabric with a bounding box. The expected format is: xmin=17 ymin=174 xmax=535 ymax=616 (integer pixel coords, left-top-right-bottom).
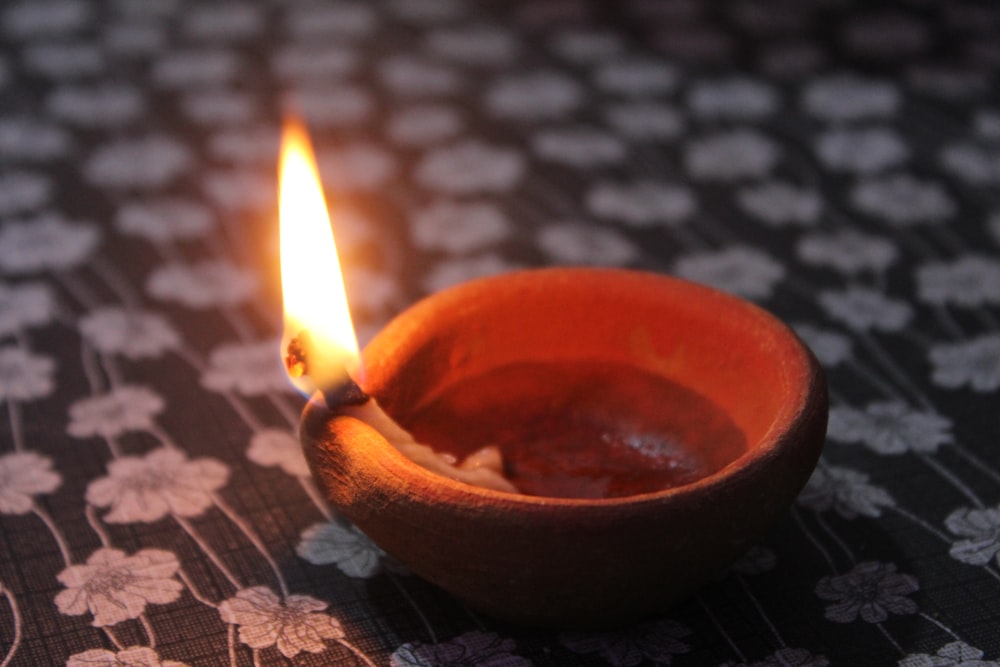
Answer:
xmin=0 ymin=0 xmax=998 ymax=665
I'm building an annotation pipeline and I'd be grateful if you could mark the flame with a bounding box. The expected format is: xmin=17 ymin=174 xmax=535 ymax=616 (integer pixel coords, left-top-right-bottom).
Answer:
xmin=279 ymin=118 xmax=361 ymax=396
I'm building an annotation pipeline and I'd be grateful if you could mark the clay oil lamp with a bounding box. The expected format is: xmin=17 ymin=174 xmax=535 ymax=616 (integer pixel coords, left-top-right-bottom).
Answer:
xmin=278 ymin=121 xmax=829 ymax=628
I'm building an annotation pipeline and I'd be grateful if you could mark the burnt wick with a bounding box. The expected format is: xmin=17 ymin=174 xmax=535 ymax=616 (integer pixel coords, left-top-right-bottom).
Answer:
xmin=286 ymin=331 xmax=518 ymax=493
xmin=284 ymin=331 xmax=311 ymax=379
xmin=285 ymin=330 xmax=370 ymax=408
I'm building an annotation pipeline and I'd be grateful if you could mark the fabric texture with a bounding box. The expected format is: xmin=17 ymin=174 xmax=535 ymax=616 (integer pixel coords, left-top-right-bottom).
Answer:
xmin=0 ymin=0 xmax=998 ymax=665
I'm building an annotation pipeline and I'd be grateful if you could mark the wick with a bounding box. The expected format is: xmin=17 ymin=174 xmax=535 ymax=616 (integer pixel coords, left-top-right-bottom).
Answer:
xmin=284 ymin=331 xmax=311 ymax=378
xmin=322 ymin=377 xmax=369 ymax=408
xmin=285 ymin=330 xmax=369 ymax=408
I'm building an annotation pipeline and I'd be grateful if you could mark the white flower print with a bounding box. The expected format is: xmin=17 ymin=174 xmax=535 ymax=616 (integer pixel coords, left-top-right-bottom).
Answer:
xmin=485 ymin=72 xmax=582 ymax=120
xmin=218 ymin=586 xmax=344 ymax=658
xmin=792 ymin=324 xmax=852 ymax=367
xmin=0 ymin=282 xmax=55 ymax=335
xmin=272 ymin=45 xmax=357 ymax=82
xmin=537 ymin=223 xmax=638 ymax=266
xmin=587 ymin=181 xmax=695 ymax=227
xmin=55 ymin=548 xmax=182 ymax=627
xmin=674 ymin=247 xmax=785 ymax=300
xmin=797 ymin=230 xmax=898 ymax=274
xmin=208 ymin=127 xmax=279 ymax=164
xmin=423 ymin=254 xmax=519 ymax=293
xmin=940 ymin=143 xmax=1000 ymax=185
xmin=116 ymin=199 xmax=214 ymax=244
xmin=736 ymin=182 xmax=822 ymax=227
xmin=929 ymin=335 xmax=1000 ymax=392
xmin=0 ymin=451 xmax=61 ymax=514
xmin=945 ymin=506 xmax=1000 ymax=567
xmin=802 ymin=75 xmax=901 ymax=122
xmin=560 ymin=618 xmax=691 ymax=667
xmin=378 ymin=57 xmax=462 ymax=98
xmin=22 ymin=41 xmax=104 ymax=79
xmin=183 ymin=3 xmax=261 ymax=41
xmin=181 ymin=90 xmax=256 ymax=125
xmin=0 ymin=346 xmax=55 ymax=401
xmin=685 ymin=129 xmax=779 ymax=181
xmin=916 ymin=256 xmax=1000 ymax=307
xmin=0 ymin=215 xmax=99 ymax=275
xmin=532 ymin=128 xmax=626 ymax=167
xmin=0 ymin=172 xmax=51 ymax=215
xmin=79 ymin=307 xmax=181 ymax=360
xmin=818 ymin=287 xmax=913 ymax=332
xmin=203 ymin=170 xmax=273 ymax=211
xmin=815 ymin=127 xmax=908 ymax=173
xmin=387 ymin=105 xmax=462 ymax=146
xmin=286 ymin=3 xmax=376 ymax=38
xmin=146 ymin=260 xmax=256 ymax=309
xmin=47 ymin=83 xmax=144 ymax=127
xmin=318 ymin=143 xmax=396 ymax=191
xmin=426 ymin=25 xmax=518 ymax=66
xmin=827 ymin=402 xmax=953 ymax=455
xmin=899 ymin=641 xmax=1000 ymax=667
xmin=799 ymin=466 xmax=895 ymax=518
xmin=0 ymin=118 xmax=71 ymax=161
xmin=687 ymin=78 xmax=777 ymax=119
xmin=815 ymin=561 xmax=918 ymax=623
xmin=201 ymin=340 xmax=291 ymax=396
xmin=85 ymin=136 xmax=192 ymax=190
xmin=296 ymin=521 xmax=385 ymax=577
xmin=594 ymin=60 xmax=678 ymax=96
xmin=3 ymin=0 xmax=91 ymax=39
xmin=550 ymin=29 xmax=624 ymax=63
xmin=66 ymin=646 xmax=189 ymax=667
xmin=603 ymin=102 xmax=684 ymax=140
xmin=415 ymin=141 xmax=524 ymax=194
xmin=410 ymin=200 xmax=511 ymax=254
xmin=153 ymin=49 xmax=240 ymax=88
xmin=246 ymin=429 xmax=309 ymax=478
xmin=67 ymin=386 xmax=164 ymax=440
xmin=391 ymin=631 xmax=531 ymax=667
xmin=293 ymin=86 xmax=373 ymax=127
xmin=851 ymin=174 xmax=955 ymax=226
xmin=731 ymin=545 xmax=777 ymax=575
xmin=87 ymin=448 xmax=229 ymax=523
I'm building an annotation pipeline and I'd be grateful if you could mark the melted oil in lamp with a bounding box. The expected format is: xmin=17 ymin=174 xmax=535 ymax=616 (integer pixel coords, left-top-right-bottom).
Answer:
xmin=278 ymin=120 xmax=828 ymax=628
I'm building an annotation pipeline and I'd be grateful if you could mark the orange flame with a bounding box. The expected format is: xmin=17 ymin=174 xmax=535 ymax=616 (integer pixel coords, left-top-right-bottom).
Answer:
xmin=278 ymin=118 xmax=361 ymax=396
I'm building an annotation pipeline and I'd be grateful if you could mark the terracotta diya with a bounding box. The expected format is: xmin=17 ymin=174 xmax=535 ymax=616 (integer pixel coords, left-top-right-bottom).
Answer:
xmin=299 ymin=267 xmax=828 ymax=628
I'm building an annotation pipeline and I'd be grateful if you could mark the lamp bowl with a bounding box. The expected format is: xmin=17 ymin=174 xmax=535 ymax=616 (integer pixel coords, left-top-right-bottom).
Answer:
xmin=300 ymin=268 xmax=827 ymax=628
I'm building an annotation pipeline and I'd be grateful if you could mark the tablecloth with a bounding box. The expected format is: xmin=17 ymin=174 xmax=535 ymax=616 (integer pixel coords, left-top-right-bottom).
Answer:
xmin=1 ymin=0 xmax=999 ymax=665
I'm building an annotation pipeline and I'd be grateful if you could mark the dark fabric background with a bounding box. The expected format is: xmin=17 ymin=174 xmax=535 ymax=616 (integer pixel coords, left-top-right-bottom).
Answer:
xmin=0 ymin=1 xmax=998 ymax=665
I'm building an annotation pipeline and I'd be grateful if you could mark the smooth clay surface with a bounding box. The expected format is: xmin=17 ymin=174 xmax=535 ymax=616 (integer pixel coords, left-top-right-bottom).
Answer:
xmin=301 ymin=268 xmax=828 ymax=628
